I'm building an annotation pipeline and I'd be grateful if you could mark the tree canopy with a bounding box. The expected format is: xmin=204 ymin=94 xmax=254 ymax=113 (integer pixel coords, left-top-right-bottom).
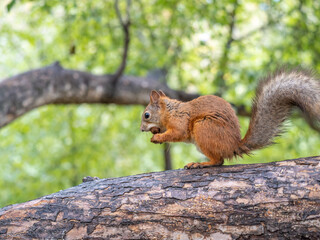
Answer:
xmin=0 ymin=0 xmax=320 ymax=207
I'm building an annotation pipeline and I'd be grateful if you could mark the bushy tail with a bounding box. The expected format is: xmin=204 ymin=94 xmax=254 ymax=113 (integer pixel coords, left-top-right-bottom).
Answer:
xmin=239 ymin=68 xmax=320 ymax=153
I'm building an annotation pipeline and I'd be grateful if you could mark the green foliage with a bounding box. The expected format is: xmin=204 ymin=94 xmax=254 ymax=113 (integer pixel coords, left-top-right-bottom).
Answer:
xmin=0 ymin=0 xmax=320 ymax=207
xmin=6 ymin=0 xmax=16 ymax=12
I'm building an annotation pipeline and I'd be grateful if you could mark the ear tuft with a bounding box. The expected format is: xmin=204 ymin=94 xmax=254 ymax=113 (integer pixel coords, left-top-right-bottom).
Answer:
xmin=158 ymin=90 xmax=167 ymax=97
xmin=150 ymin=90 xmax=160 ymax=103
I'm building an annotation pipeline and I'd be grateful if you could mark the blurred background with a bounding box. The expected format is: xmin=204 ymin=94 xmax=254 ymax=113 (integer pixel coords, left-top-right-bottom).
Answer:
xmin=0 ymin=0 xmax=320 ymax=207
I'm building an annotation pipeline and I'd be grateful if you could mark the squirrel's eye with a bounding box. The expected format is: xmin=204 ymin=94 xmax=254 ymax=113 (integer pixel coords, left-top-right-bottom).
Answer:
xmin=144 ymin=112 xmax=150 ymax=119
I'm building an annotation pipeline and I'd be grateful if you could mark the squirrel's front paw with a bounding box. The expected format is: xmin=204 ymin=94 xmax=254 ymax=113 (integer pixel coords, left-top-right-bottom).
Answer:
xmin=151 ymin=134 xmax=162 ymax=144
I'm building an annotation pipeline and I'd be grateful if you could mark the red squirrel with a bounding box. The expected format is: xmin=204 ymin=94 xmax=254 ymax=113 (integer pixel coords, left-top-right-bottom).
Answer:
xmin=140 ymin=69 xmax=320 ymax=169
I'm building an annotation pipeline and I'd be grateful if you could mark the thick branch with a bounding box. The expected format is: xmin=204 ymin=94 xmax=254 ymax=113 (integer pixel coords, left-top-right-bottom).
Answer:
xmin=1 ymin=156 xmax=320 ymax=239
xmin=0 ymin=62 xmax=250 ymax=128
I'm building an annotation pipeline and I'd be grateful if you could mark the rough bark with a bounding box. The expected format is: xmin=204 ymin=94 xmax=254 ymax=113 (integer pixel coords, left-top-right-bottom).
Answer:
xmin=1 ymin=156 xmax=320 ymax=239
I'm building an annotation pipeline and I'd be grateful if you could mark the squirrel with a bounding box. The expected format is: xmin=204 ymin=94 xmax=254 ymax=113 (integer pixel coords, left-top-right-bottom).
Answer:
xmin=140 ymin=69 xmax=320 ymax=169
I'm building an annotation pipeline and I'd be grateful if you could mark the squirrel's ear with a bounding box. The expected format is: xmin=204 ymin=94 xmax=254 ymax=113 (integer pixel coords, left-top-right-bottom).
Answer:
xmin=150 ymin=90 xmax=160 ymax=103
xmin=158 ymin=90 xmax=167 ymax=97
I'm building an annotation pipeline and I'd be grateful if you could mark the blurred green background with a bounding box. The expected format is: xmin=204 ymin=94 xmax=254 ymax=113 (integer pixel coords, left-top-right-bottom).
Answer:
xmin=0 ymin=0 xmax=319 ymax=207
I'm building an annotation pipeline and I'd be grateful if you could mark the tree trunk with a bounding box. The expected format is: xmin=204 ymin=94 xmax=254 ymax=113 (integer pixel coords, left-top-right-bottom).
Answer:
xmin=1 ymin=156 xmax=320 ymax=239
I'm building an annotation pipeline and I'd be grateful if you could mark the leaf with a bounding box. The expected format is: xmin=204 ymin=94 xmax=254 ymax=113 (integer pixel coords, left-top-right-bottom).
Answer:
xmin=6 ymin=0 xmax=16 ymax=12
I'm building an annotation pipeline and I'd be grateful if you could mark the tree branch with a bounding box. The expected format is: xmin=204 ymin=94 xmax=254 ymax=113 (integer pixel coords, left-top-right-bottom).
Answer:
xmin=163 ymin=142 xmax=172 ymax=170
xmin=112 ymin=0 xmax=131 ymax=92
xmin=1 ymin=156 xmax=320 ymax=239
xmin=0 ymin=62 xmax=195 ymax=128
xmin=0 ymin=62 xmax=250 ymax=129
xmin=214 ymin=0 xmax=238 ymax=96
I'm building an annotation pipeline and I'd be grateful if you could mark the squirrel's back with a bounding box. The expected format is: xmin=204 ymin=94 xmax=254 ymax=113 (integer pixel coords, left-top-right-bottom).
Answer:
xmin=240 ymin=68 xmax=320 ymax=154
xmin=189 ymin=95 xmax=236 ymax=116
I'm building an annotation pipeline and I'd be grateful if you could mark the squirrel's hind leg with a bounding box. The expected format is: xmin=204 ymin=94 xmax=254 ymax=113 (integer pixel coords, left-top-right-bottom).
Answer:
xmin=184 ymin=117 xmax=238 ymax=169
